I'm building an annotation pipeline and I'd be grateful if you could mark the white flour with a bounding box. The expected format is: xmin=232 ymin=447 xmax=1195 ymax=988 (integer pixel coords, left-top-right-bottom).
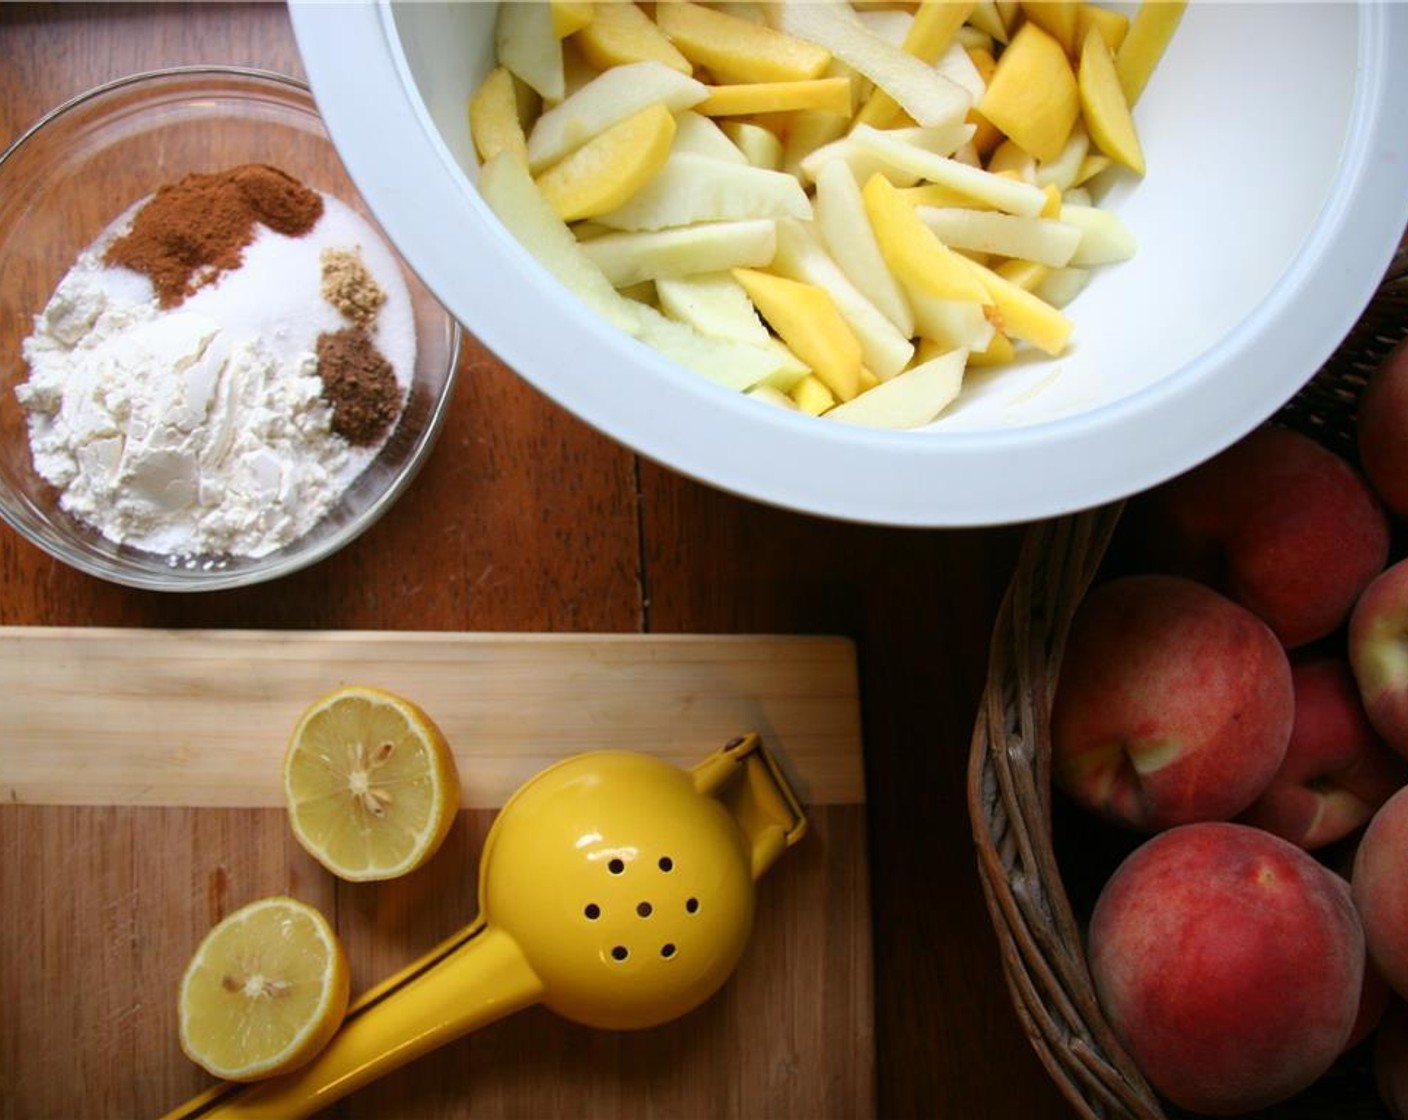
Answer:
xmin=16 ymin=193 xmax=417 ymax=559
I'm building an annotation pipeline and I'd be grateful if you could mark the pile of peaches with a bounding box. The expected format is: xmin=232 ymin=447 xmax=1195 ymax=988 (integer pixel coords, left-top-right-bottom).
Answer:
xmin=1053 ymin=338 xmax=1408 ymax=1116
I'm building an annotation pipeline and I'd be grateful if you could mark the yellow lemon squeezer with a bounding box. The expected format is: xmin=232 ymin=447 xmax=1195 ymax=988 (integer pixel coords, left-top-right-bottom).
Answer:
xmin=167 ymin=732 xmax=807 ymax=1119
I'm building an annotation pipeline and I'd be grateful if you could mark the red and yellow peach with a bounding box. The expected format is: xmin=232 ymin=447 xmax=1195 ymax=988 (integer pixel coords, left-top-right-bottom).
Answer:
xmin=1089 ymin=822 xmax=1365 ymax=1115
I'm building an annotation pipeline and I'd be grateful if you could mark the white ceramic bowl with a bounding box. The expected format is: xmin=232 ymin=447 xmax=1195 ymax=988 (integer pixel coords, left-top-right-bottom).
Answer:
xmin=291 ymin=2 xmax=1408 ymax=527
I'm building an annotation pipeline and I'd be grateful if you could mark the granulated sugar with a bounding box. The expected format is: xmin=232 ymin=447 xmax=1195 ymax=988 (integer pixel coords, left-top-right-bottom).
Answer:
xmin=16 ymin=185 xmax=417 ymax=559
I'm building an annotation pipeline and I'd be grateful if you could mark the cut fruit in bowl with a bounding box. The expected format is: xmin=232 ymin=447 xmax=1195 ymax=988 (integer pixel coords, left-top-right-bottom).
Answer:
xmin=283 ymin=684 xmax=461 ymax=882
xmin=177 ymin=896 xmax=350 ymax=1082
xmin=289 ymin=3 xmax=1408 ymax=527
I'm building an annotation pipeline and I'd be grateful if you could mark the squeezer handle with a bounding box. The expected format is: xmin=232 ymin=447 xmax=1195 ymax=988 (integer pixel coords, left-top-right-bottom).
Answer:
xmin=163 ymin=921 xmax=542 ymax=1120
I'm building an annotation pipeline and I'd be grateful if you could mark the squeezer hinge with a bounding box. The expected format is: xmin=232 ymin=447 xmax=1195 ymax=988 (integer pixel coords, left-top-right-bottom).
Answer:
xmin=691 ymin=732 xmax=809 ymax=880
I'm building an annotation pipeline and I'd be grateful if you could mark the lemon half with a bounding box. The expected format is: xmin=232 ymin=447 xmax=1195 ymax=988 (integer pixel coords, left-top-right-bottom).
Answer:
xmin=178 ymin=896 xmax=349 ymax=1082
xmin=283 ymin=685 xmax=460 ymax=882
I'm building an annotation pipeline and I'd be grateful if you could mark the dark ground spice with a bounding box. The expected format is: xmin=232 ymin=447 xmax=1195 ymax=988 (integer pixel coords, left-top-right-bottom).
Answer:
xmin=316 ymin=327 xmax=402 ymax=446
xmin=104 ymin=163 xmax=324 ymax=308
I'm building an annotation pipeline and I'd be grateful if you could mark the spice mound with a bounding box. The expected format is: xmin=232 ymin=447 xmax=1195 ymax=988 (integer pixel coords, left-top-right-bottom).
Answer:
xmin=16 ymin=163 xmax=417 ymax=560
xmin=104 ymin=164 xmax=324 ymax=308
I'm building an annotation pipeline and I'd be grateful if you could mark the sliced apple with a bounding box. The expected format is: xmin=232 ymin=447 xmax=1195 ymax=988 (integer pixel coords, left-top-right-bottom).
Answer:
xmin=572 ymin=1 xmax=692 ymax=73
xmin=534 ymin=102 xmax=676 ymax=222
xmin=1079 ymin=27 xmax=1145 ymax=175
xmin=986 ymin=139 xmax=1038 ymax=183
xmin=671 ymin=111 xmax=750 ymax=164
xmin=798 ymin=120 xmax=974 ymax=185
xmin=854 ymin=0 xmax=975 ymax=128
xmin=657 ymin=1 xmax=832 ymax=83
xmin=746 ymin=384 xmax=800 ymax=410
xmin=775 ymin=1 xmax=971 ymax=128
xmin=916 ymin=207 xmax=1081 ymax=268
xmin=862 ymin=173 xmax=990 ymax=304
xmin=1059 ymin=203 xmax=1137 ymax=264
xmin=733 ymin=267 xmax=864 ymax=402
xmin=496 ymin=2 xmax=565 ymax=103
xmin=757 ymin=338 xmax=813 ymax=390
xmin=771 ymin=217 xmax=915 ymax=381
xmin=853 ymin=7 xmax=913 ymax=47
xmin=593 ymin=153 xmax=811 ymax=231
xmin=812 ymin=159 xmax=914 ymax=338
xmin=1034 ymin=123 xmax=1090 ymax=191
xmin=848 ymin=124 xmax=1047 ymax=216
xmin=469 ymin=66 xmax=529 ymax=166
xmin=630 ymin=302 xmax=798 ymax=392
xmin=655 ymin=272 xmax=772 ymax=347
xmin=582 ymin=219 xmax=778 ymax=287
xmin=722 ymin=122 xmax=784 ymax=170
xmin=477 ymin=151 xmax=641 ymax=335
xmin=978 ymin=21 xmax=1079 ymax=161
xmin=935 ymin=40 xmax=987 ymax=104
xmin=826 ymin=347 xmax=969 ymax=429
xmin=906 ymin=289 xmax=995 ymax=352
xmin=1034 ymin=265 xmax=1091 ymax=309
xmin=526 ymin=61 xmax=707 ymax=172
xmin=1116 ymin=0 xmax=1187 ymax=106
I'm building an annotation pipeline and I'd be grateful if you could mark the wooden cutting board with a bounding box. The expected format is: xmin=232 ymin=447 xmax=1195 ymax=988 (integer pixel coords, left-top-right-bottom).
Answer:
xmin=0 ymin=627 xmax=872 ymax=1120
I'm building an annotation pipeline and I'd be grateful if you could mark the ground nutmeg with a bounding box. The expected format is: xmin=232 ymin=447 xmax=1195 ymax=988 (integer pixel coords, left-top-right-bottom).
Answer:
xmin=316 ymin=327 xmax=402 ymax=447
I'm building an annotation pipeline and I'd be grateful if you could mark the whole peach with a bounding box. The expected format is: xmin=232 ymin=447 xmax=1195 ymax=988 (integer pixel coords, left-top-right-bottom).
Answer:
xmin=1353 ymin=786 xmax=1408 ymax=999
xmin=1350 ymin=558 xmax=1408 ymax=758
xmin=1358 ymin=337 xmax=1408 ymax=519
xmin=1089 ymin=822 xmax=1365 ymax=1116
xmin=1239 ymin=656 xmax=1407 ymax=849
xmin=1052 ymin=574 xmax=1293 ymax=832
xmin=1377 ymin=1000 xmax=1408 ymax=1119
xmin=1128 ymin=423 xmax=1389 ymax=648
xmin=1349 ymin=958 xmax=1393 ymax=1052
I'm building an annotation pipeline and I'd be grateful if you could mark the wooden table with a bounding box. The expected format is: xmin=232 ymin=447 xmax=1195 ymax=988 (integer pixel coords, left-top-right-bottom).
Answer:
xmin=0 ymin=4 xmax=1073 ymax=1117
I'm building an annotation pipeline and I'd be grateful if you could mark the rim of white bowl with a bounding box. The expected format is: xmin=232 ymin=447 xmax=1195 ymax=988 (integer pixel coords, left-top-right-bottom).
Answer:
xmin=0 ymin=65 xmax=463 ymax=591
xmin=291 ymin=2 xmax=1408 ymax=529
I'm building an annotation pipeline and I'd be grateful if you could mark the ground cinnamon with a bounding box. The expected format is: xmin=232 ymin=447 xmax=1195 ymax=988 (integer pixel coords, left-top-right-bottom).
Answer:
xmin=104 ymin=164 xmax=324 ymax=308
xmin=316 ymin=327 xmax=402 ymax=446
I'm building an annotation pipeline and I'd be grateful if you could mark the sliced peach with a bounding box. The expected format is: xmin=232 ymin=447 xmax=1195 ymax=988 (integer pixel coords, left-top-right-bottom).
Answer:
xmin=1079 ymin=27 xmax=1145 ymax=175
xmin=862 ymin=173 xmax=990 ymax=304
xmin=978 ymin=21 xmax=1079 ymax=161
xmin=733 ymin=268 xmax=864 ymax=402
xmin=534 ymin=102 xmax=676 ymax=222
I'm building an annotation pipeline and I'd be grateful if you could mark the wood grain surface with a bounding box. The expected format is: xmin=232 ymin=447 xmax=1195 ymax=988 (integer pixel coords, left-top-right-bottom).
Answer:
xmin=1 ymin=627 xmax=863 ymax=808
xmin=0 ymin=4 xmax=1074 ymax=1119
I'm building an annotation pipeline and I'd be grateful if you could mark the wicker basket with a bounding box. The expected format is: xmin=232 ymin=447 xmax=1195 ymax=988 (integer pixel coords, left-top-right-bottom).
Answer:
xmin=968 ymin=244 xmax=1408 ymax=1120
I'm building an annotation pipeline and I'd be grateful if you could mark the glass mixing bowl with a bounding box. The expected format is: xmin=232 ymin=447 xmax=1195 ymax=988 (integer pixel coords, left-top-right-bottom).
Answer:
xmin=0 ymin=66 xmax=461 ymax=590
